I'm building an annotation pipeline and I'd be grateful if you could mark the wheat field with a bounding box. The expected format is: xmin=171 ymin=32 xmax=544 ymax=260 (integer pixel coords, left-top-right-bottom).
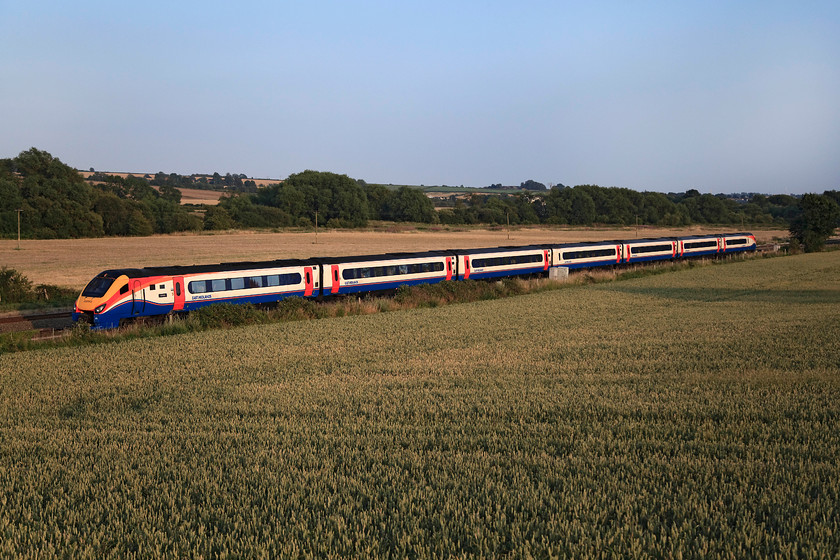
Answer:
xmin=0 ymin=251 xmax=837 ymax=557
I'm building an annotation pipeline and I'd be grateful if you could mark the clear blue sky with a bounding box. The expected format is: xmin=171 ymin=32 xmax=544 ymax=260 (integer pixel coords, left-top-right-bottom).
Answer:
xmin=2 ymin=1 xmax=838 ymax=194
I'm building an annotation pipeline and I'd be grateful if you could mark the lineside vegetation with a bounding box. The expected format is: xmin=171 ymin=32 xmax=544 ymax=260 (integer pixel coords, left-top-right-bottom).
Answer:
xmin=1 ymin=252 xmax=838 ymax=557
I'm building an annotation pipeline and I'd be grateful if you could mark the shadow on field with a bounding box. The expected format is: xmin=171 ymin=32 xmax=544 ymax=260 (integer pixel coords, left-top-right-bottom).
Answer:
xmin=600 ymin=286 xmax=839 ymax=304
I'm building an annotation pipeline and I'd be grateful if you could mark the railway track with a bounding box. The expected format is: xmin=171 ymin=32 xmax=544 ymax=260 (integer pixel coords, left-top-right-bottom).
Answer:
xmin=0 ymin=309 xmax=74 ymax=337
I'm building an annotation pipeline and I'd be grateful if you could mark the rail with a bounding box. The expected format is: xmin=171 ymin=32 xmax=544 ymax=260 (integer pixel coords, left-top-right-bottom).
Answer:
xmin=0 ymin=308 xmax=74 ymax=336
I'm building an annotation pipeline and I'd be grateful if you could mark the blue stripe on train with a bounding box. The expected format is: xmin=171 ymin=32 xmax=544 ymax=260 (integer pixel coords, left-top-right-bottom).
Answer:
xmin=461 ymin=265 xmax=547 ymax=280
xmin=182 ymin=290 xmax=309 ymax=310
xmin=557 ymin=259 xmax=619 ymax=269
xmin=336 ymin=275 xmax=448 ymax=295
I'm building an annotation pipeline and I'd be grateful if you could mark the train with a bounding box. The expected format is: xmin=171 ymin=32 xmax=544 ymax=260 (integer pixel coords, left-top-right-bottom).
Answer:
xmin=73 ymin=232 xmax=757 ymax=329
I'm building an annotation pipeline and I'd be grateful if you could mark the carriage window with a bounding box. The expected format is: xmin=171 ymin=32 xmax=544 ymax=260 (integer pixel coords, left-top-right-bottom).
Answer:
xmin=343 ymin=261 xmax=444 ymax=280
xmin=230 ymin=277 xmax=245 ymax=290
xmin=472 ymin=254 xmax=543 ymax=268
xmin=631 ymin=244 xmax=672 ymax=254
xmin=683 ymin=240 xmax=717 ymax=249
xmin=562 ymin=248 xmax=615 ymax=260
xmin=727 ymin=238 xmax=747 ymax=246
xmin=189 ymin=281 xmax=207 ymax=293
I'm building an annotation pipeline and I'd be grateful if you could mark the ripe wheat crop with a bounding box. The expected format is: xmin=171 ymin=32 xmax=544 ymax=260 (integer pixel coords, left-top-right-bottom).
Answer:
xmin=1 ymin=252 xmax=838 ymax=558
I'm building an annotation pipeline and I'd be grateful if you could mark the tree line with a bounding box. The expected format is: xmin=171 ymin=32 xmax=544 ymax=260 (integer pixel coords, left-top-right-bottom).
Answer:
xmin=1 ymin=149 xmax=202 ymax=238
xmin=2 ymin=149 xmax=838 ymax=250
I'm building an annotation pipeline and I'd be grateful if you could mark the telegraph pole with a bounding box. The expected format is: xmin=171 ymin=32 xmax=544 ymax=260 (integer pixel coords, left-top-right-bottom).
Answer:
xmin=16 ymin=209 xmax=22 ymax=250
xmin=313 ymin=210 xmax=318 ymax=244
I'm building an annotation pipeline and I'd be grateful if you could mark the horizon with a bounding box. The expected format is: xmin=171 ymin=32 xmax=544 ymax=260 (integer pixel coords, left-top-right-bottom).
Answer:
xmin=2 ymin=1 xmax=838 ymax=195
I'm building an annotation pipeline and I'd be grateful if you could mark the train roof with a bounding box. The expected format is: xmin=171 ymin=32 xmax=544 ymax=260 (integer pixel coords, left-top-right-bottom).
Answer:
xmin=96 ymin=258 xmax=321 ymax=279
xmin=313 ymin=250 xmax=456 ymax=264
xmin=447 ymin=244 xmax=550 ymax=255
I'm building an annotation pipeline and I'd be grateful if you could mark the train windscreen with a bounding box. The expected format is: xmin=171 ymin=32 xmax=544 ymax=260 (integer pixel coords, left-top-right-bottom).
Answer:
xmin=81 ymin=276 xmax=116 ymax=298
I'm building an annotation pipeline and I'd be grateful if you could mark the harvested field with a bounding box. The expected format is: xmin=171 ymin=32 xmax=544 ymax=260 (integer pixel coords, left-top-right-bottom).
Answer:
xmin=0 ymin=226 xmax=786 ymax=290
xmin=176 ymin=187 xmax=226 ymax=205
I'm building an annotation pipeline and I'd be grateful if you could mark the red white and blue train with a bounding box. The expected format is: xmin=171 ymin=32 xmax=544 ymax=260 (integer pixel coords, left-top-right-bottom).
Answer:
xmin=74 ymin=232 xmax=757 ymax=329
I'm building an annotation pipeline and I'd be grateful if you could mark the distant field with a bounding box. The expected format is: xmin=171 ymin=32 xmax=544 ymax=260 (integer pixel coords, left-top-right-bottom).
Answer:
xmin=176 ymin=187 xmax=226 ymax=205
xmin=0 ymin=227 xmax=787 ymax=290
xmin=1 ymin=252 xmax=838 ymax=557
xmin=77 ymin=171 xmax=281 ymax=205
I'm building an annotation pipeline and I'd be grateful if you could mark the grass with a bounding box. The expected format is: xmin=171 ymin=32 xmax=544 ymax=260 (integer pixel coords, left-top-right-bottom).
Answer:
xmin=0 ymin=251 xmax=838 ymax=557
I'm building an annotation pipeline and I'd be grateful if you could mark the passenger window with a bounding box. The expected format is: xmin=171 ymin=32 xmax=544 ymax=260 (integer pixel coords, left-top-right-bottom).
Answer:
xmin=176 ymin=283 xmax=181 ymax=297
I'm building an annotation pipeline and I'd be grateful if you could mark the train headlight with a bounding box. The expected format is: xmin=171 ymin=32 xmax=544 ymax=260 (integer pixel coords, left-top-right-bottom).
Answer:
xmin=94 ymin=304 xmax=106 ymax=314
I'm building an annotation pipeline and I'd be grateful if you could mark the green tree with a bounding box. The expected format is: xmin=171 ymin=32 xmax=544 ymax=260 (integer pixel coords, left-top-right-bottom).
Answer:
xmin=381 ymin=187 xmax=439 ymax=223
xmin=789 ymin=194 xmax=840 ymax=252
xmin=203 ymin=206 xmax=236 ymax=230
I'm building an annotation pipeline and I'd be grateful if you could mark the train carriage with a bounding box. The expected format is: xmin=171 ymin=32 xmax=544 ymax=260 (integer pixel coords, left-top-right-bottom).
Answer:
xmin=455 ymin=245 xmax=550 ymax=281
xmin=719 ymin=232 xmax=757 ymax=254
xmin=74 ymin=259 xmax=320 ymax=329
xmin=677 ymin=234 xmax=723 ymax=258
xmin=550 ymin=241 xmax=622 ymax=269
xmin=317 ymin=251 xmax=456 ymax=295
xmin=178 ymin=259 xmax=320 ymax=311
xmin=622 ymin=237 xmax=678 ymax=264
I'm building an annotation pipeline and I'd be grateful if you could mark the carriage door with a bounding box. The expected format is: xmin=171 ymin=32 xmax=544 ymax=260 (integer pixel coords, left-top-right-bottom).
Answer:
xmin=173 ymin=276 xmax=185 ymax=311
xmin=304 ymin=267 xmax=314 ymax=297
xmin=132 ymin=280 xmax=145 ymax=314
xmin=445 ymin=257 xmax=453 ymax=281
xmin=331 ymin=265 xmax=340 ymax=294
xmin=463 ymin=256 xmax=471 ymax=280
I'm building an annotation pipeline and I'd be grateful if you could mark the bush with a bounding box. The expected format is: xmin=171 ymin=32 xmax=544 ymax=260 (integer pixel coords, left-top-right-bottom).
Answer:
xmin=188 ymin=303 xmax=268 ymax=329
xmin=0 ymin=267 xmax=34 ymax=303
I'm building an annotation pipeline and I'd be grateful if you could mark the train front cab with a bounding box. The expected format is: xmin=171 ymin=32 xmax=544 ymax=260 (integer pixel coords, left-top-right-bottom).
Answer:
xmin=74 ymin=270 xmax=137 ymax=329
xmin=75 ymin=270 xmax=179 ymax=329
